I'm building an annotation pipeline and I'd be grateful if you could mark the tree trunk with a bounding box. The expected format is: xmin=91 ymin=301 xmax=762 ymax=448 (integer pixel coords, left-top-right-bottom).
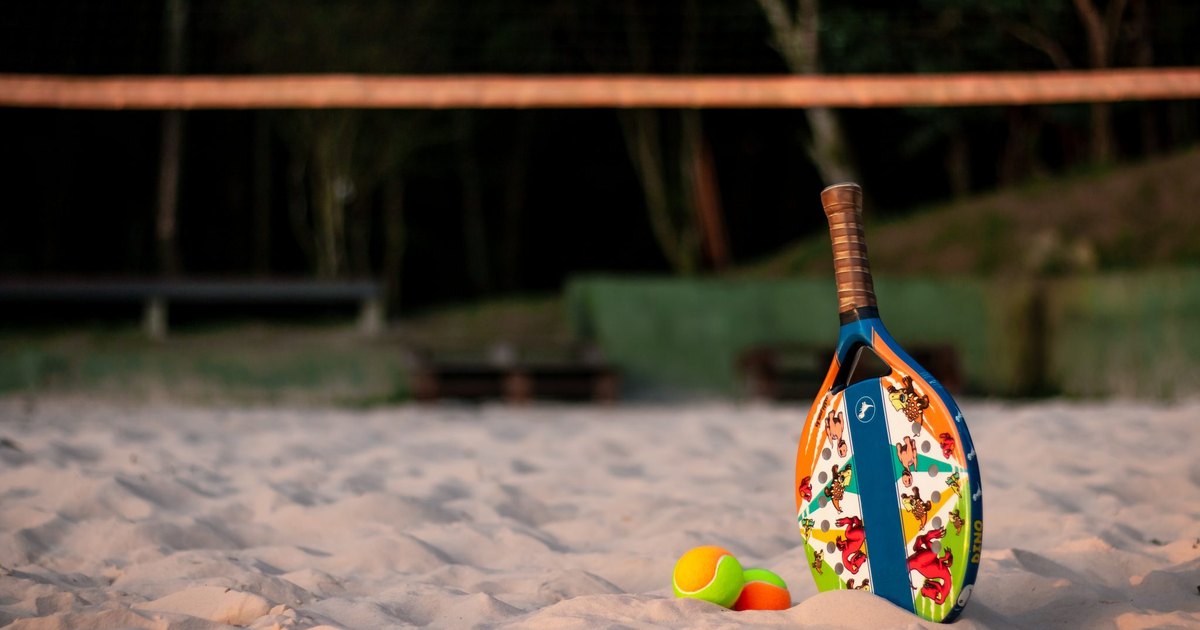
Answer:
xmin=1072 ymin=0 xmax=1130 ymax=164
xmin=381 ymin=175 xmax=406 ymax=317
xmin=252 ymin=112 xmax=271 ymax=276
xmin=619 ymin=109 xmax=700 ymax=275
xmin=310 ymin=128 xmax=341 ymax=278
xmin=614 ymin=0 xmax=702 ymax=275
xmin=286 ymin=152 xmax=315 ymax=267
xmin=945 ymin=126 xmax=971 ymax=199
xmin=500 ymin=113 xmax=533 ymax=292
xmin=156 ymin=111 xmax=184 ymax=277
xmin=756 ymin=0 xmax=859 ymax=185
xmin=155 ymin=0 xmax=187 ymax=277
xmin=347 ymin=195 xmax=372 ymax=278
xmin=456 ymin=113 xmax=490 ymax=295
xmin=310 ymin=162 xmax=340 ymax=278
xmin=1128 ymin=0 xmax=1157 ymax=156
xmin=998 ymin=107 xmax=1047 ymax=186
xmin=804 ymin=107 xmax=857 ymax=184
xmin=1088 ymin=102 xmax=1115 ymax=164
xmin=686 ymin=115 xmax=731 ymax=270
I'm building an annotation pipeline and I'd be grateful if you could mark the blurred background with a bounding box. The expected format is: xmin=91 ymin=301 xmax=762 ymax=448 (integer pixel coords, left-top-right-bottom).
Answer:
xmin=2 ymin=0 xmax=1199 ymax=404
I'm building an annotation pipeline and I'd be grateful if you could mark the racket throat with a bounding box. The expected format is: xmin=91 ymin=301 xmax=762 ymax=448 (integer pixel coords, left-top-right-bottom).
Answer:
xmin=839 ymin=305 xmax=881 ymax=325
xmin=832 ymin=343 xmax=893 ymax=395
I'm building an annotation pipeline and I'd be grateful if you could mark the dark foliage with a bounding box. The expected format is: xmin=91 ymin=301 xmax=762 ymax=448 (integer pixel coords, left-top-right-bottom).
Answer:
xmin=0 ymin=1 xmax=1197 ymax=312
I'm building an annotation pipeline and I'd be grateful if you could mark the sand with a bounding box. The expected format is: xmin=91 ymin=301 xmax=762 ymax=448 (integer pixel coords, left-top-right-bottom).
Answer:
xmin=0 ymin=397 xmax=1197 ymax=629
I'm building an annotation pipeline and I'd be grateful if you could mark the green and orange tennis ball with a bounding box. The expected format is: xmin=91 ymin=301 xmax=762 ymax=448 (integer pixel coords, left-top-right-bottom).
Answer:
xmin=672 ymin=546 xmax=745 ymax=608
xmin=734 ymin=568 xmax=791 ymax=611
xmin=671 ymin=546 xmax=791 ymax=611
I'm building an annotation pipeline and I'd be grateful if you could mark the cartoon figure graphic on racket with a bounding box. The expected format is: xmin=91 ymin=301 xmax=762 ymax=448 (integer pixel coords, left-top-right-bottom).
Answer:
xmin=949 ymin=509 xmax=965 ymax=536
xmin=847 ymin=578 xmax=871 ymax=591
xmin=938 ymin=433 xmax=956 ymax=458
xmin=902 ymin=487 xmax=933 ymax=530
xmin=945 ymin=472 xmax=962 ymax=496
xmin=800 ymin=517 xmax=815 ymax=541
xmin=835 ymin=515 xmax=868 ymax=574
xmin=896 ymin=436 xmax=917 ymax=475
xmin=907 ymin=528 xmax=953 ymax=605
xmin=888 ymin=376 xmax=930 ymax=435
xmin=824 ymin=463 xmax=853 ymax=513
xmin=825 ymin=410 xmax=846 ymax=456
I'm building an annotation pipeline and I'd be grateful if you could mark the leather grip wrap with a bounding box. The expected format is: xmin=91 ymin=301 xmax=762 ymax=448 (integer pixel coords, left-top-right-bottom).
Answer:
xmin=821 ymin=182 xmax=877 ymax=315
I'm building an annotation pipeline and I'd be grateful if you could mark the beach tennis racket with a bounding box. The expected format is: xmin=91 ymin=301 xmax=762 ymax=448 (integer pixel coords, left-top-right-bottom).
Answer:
xmin=795 ymin=183 xmax=982 ymax=623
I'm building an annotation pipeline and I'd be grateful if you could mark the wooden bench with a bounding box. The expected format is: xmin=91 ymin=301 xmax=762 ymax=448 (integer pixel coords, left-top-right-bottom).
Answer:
xmin=0 ymin=278 xmax=383 ymax=338
xmin=737 ymin=344 xmax=831 ymax=401
xmin=737 ymin=342 xmax=963 ymax=401
xmin=409 ymin=344 xmax=619 ymax=403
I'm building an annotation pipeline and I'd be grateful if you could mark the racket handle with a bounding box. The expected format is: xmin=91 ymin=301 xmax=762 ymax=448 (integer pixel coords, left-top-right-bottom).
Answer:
xmin=821 ymin=183 xmax=878 ymax=321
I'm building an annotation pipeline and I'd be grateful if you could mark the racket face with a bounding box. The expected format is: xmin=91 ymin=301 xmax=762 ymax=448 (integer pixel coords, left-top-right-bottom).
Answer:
xmin=795 ymin=316 xmax=982 ymax=623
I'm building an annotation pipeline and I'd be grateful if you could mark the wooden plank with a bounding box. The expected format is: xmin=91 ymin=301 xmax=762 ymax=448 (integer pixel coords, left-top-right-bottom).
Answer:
xmin=408 ymin=350 xmax=620 ymax=403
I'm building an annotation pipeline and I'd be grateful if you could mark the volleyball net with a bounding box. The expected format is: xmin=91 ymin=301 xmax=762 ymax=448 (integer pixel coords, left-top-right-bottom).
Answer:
xmin=3 ymin=68 xmax=1200 ymax=110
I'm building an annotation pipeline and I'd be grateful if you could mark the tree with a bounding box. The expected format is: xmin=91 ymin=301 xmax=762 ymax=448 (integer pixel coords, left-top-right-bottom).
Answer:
xmin=756 ymin=0 xmax=859 ymax=185
xmin=227 ymin=0 xmax=449 ymax=313
xmin=1071 ymin=0 xmax=1134 ymax=163
xmin=611 ymin=0 xmax=730 ymax=275
xmin=284 ymin=111 xmax=357 ymax=279
xmin=352 ymin=110 xmax=444 ymax=315
xmin=156 ymin=0 xmax=187 ymax=277
xmin=997 ymin=0 xmax=1138 ymax=164
xmin=618 ymin=108 xmax=703 ymax=275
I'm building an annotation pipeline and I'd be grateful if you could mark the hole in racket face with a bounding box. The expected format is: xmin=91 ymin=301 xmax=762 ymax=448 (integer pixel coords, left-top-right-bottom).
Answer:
xmin=832 ymin=345 xmax=892 ymax=393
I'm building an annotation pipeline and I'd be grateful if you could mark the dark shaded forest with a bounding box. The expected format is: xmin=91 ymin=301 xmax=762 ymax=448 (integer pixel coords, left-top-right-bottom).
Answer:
xmin=2 ymin=0 xmax=1198 ymax=315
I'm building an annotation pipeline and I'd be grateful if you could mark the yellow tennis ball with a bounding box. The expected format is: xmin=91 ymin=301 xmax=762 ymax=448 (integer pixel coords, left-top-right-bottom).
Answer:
xmin=733 ymin=568 xmax=791 ymax=611
xmin=672 ymin=545 xmax=745 ymax=608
